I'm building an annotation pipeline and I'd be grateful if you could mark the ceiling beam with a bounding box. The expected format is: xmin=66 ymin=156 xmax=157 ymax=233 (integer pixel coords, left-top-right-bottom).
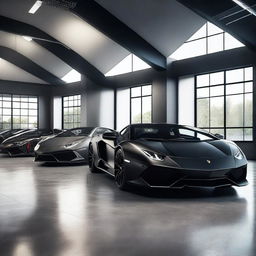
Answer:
xmin=0 ymin=46 xmax=65 ymax=85
xmin=0 ymin=16 xmax=110 ymax=87
xmin=73 ymin=0 xmax=166 ymax=70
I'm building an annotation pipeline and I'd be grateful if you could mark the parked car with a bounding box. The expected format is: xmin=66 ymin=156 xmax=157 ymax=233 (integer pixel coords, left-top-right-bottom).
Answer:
xmin=0 ymin=129 xmax=27 ymax=144
xmin=1 ymin=129 xmax=62 ymax=156
xmin=34 ymin=127 xmax=113 ymax=163
xmin=88 ymin=123 xmax=248 ymax=190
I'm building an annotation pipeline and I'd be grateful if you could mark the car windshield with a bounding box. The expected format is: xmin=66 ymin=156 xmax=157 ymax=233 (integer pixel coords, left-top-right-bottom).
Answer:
xmin=57 ymin=127 xmax=94 ymax=137
xmin=131 ymin=125 xmax=215 ymax=142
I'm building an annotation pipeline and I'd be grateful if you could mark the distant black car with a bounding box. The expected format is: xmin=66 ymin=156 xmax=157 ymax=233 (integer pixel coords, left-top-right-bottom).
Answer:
xmin=1 ymin=129 xmax=62 ymax=156
xmin=89 ymin=123 xmax=248 ymax=190
xmin=34 ymin=127 xmax=113 ymax=163
xmin=0 ymin=129 xmax=26 ymax=144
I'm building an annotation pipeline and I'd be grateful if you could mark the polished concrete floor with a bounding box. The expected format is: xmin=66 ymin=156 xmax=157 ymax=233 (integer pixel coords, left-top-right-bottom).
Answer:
xmin=0 ymin=154 xmax=255 ymax=256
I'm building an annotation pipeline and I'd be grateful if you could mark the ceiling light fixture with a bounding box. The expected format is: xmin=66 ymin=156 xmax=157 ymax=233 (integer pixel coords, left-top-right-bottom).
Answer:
xmin=28 ymin=0 xmax=43 ymax=14
xmin=232 ymin=0 xmax=256 ymax=16
xmin=23 ymin=36 xmax=33 ymax=41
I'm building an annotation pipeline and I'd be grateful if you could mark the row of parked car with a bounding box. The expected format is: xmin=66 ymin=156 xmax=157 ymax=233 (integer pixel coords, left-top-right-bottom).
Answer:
xmin=0 ymin=124 xmax=249 ymax=190
xmin=0 ymin=127 xmax=112 ymax=163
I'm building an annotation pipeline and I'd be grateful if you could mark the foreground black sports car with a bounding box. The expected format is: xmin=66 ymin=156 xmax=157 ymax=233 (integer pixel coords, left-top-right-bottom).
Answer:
xmin=1 ymin=129 xmax=62 ymax=156
xmin=89 ymin=123 xmax=248 ymax=190
xmin=34 ymin=127 xmax=113 ymax=163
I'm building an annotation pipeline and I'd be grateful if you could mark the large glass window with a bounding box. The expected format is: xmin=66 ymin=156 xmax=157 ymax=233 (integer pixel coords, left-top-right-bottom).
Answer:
xmin=63 ymin=95 xmax=81 ymax=129
xmin=0 ymin=94 xmax=38 ymax=129
xmin=196 ymin=67 xmax=253 ymax=141
xmin=170 ymin=22 xmax=244 ymax=60
xmin=130 ymin=85 xmax=152 ymax=124
xmin=105 ymin=54 xmax=151 ymax=77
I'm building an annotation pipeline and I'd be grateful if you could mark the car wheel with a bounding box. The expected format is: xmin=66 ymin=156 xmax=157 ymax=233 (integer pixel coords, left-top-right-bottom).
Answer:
xmin=88 ymin=144 xmax=99 ymax=173
xmin=115 ymin=149 xmax=129 ymax=190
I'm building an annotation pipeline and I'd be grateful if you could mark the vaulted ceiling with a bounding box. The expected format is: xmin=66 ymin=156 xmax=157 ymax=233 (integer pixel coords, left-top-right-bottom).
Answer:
xmin=0 ymin=0 xmax=207 ymax=85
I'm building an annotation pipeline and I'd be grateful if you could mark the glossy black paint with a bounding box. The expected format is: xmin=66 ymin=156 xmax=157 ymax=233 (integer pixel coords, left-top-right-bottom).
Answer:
xmin=90 ymin=123 xmax=248 ymax=188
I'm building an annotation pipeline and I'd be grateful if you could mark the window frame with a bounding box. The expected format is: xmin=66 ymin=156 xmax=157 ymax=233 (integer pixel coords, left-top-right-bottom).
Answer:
xmin=62 ymin=94 xmax=81 ymax=130
xmin=129 ymin=84 xmax=153 ymax=124
xmin=0 ymin=94 xmax=39 ymax=129
xmin=195 ymin=66 xmax=253 ymax=142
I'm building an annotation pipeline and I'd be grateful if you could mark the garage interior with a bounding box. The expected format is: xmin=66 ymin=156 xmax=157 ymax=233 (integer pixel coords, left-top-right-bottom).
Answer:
xmin=0 ymin=0 xmax=255 ymax=255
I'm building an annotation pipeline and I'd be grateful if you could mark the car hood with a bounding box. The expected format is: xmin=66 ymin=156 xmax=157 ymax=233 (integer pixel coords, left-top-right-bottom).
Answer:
xmin=133 ymin=139 xmax=246 ymax=170
xmin=37 ymin=136 xmax=89 ymax=153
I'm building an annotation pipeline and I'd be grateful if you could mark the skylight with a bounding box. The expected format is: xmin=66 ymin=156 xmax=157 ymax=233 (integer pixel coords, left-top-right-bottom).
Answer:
xmin=170 ymin=22 xmax=244 ymax=60
xmin=105 ymin=54 xmax=151 ymax=77
xmin=23 ymin=36 xmax=32 ymax=42
xmin=61 ymin=69 xmax=81 ymax=83
xmin=28 ymin=1 xmax=43 ymax=14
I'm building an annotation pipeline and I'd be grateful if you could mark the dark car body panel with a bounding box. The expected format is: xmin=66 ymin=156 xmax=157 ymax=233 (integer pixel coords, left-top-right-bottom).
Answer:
xmin=90 ymin=124 xmax=248 ymax=189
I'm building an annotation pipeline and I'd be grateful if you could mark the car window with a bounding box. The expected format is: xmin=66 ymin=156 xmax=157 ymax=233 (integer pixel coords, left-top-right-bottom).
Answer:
xmin=120 ymin=127 xmax=130 ymax=141
xmin=57 ymin=127 xmax=94 ymax=137
xmin=132 ymin=125 xmax=215 ymax=141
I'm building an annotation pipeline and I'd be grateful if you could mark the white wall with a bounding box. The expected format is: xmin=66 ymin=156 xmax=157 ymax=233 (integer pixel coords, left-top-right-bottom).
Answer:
xmin=178 ymin=75 xmax=195 ymax=126
xmin=116 ymin=88 xmax=130 ymax=131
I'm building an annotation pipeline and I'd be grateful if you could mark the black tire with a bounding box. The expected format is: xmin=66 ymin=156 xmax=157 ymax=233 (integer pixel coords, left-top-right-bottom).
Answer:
xmin=115 ymin=149 xmax=129 ymax=190
xmin=88 ymin=144 xmax=99 ymax=173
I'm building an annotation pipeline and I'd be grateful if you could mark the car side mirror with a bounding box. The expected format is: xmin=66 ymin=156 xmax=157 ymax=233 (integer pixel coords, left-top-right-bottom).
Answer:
xmin=103 ymin=132 xmax=118 ymax=140
xmin=214 ymin=133 xmax=224 ymax=139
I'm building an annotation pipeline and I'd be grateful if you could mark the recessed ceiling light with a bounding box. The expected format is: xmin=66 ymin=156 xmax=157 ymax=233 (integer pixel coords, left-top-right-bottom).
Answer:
xmin=23 ymin=36 xmax=33 ymax=41
xmin=28 ymin=1 xmax=43 ymax=14
xmin=232 ymin=0 xmax=256 ymax=16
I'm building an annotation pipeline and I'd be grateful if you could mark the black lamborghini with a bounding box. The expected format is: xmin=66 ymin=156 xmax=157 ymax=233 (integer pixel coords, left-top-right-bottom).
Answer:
xmin=1 ymin=129 xmax=62 ymax=156
xmin=34 ymin=127 xmax=114 ymax=163
xmin=88 ymin=123 xmax=248 ymax=190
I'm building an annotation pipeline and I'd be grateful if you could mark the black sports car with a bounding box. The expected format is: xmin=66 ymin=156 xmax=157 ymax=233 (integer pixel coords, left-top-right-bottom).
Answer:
xmin=34 ymin=127 xmax=113 ymax=163
xmin=88 ymin=123 xmax=248 ymax=190
xmin=1 ymin=129 xmax=62 ymax=156
xmin=0 ymin=129 xmax=26 ymax=144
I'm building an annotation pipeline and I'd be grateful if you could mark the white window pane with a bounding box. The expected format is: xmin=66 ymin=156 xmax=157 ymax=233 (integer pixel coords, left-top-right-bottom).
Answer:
xmin=29 ymin=110 xmax=37 ymax=116
xmin=13 ymin=102 xmax=20 ymax=108
xmin=244 ymin=67 xmax=253 ymax=81
xmin=187 ymin=24 xmax=207 ymax=41
xmin=245 ymin=82 xmax=253 ymax=93
xmin=142 ymin=85 xmax=152 ymax=96
xmin=210 ymin=71 xmax=224 ymax=85
xmin=197 ymin=74 xmax=209 ymax=87
xmin=210 ymin=97 xmax=224 ymax=127
xmin=210 ymin=86 xmax=224 ymax=97
xmin=226 ymin=95 xmax=243 ymax=127
xmin=3 ymin=109 xmax=11 ymax=115
xmin=29 ymin=97 xmax=37 ymax=103
xmin=13 ymin=109 xmax=20 ymax=115
xmin=21 ymin=102 xmax=28 ymax=108
xmin=29 ymin=103 xmax=37 ymax=109
xmin=207 ymin=22 xmax=223 ymax=36
xmin=197 ymin=87 xmax=209 ymax=98
xmin=244 ymin=128 xmax=253 ymax=141
xmin=210 ymin=129 xmax=224 ymax=137
xmin=3 ymin=102 xmax=11 ymax=108
xmin=208 ymin=34 xmax=224 ymax=54
xmin=142 ymin=96 xmax=152 ymax=123
xmin=244 ymin=93 xmax=253 ymax=126
xmin=197 ymin=98 xmax=209 ymax=127
xmin=226 ymin=68 xmax=244 ymax=83
xmin=105 ymin=54 xmax=132 ymax=76
xmin=226 ymin=129 xmax=243 ymax=141
xmin=132 ymin=55 xmax=150 ymax=72
xmin=226 ymin=83 xmax=243 ymax=95
xmin=21 ymin=109 xmax=28 ymax=115
xmin=224 ymin=33 xmax=244 ymax=50
xmin=171 ymin=38 xmax=206 ymax=60
xmin=131 ymin=87 xmax=141 ymax=97
xmin=131 ymin=98 xmax=141 ymax=123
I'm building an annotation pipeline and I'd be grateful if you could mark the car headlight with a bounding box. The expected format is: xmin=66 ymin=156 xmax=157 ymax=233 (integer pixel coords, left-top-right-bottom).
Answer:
xmin=142 ymin=150 xmax=165 ymax=161
xmin=34 ymin=144 xmax=40 ymax=151
xmin=234 ymin=149 xmax=243 ymax=160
